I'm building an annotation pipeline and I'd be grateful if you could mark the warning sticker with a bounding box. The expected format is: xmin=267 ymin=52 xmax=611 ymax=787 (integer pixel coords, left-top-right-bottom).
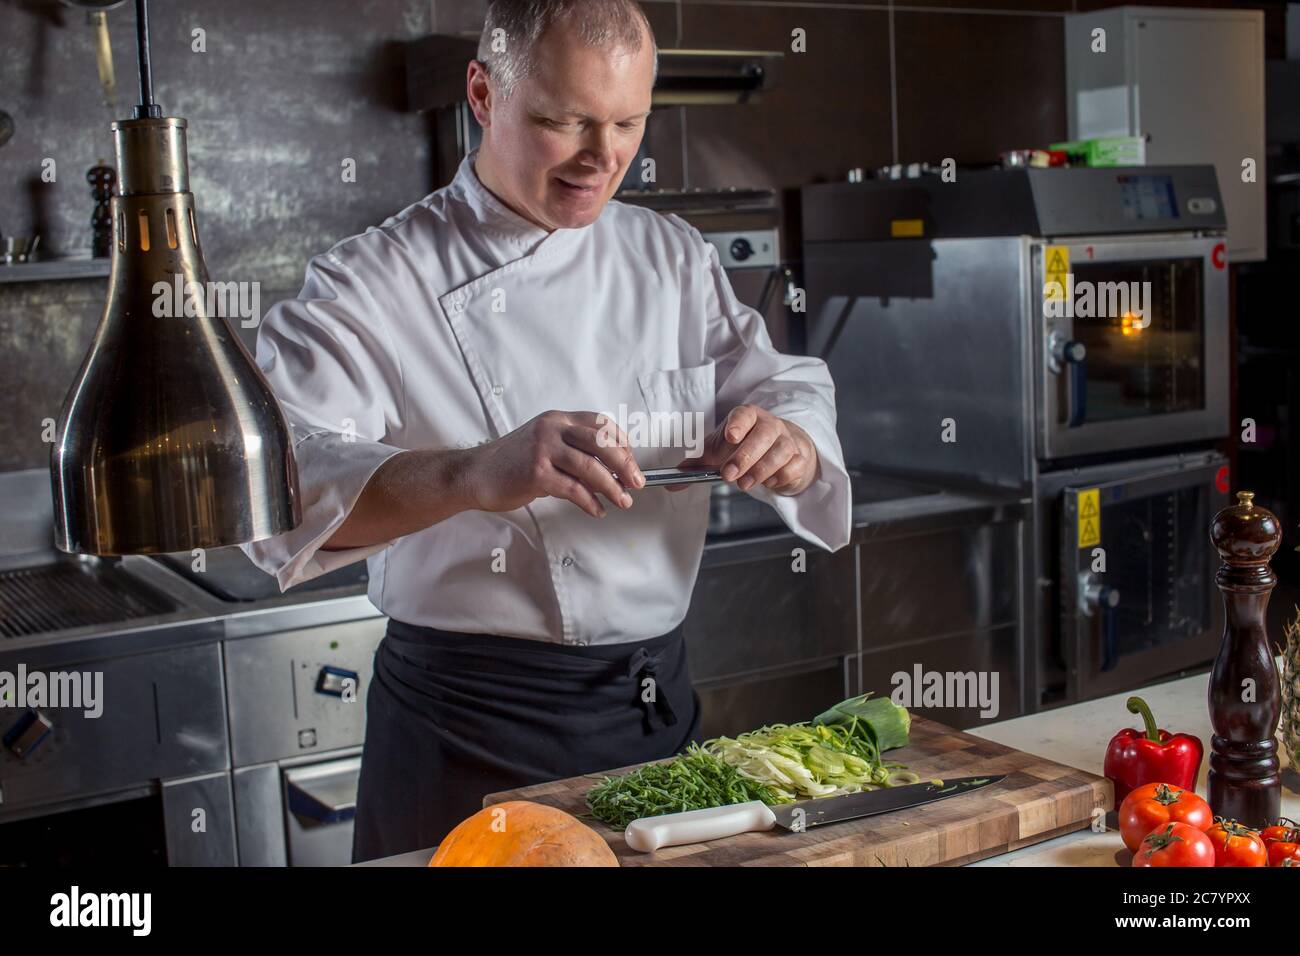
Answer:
xmin=1077 ymin=488 xmax=1100 ymax=548
xmin=1045 ymin=245 xmax=1070 ymax=301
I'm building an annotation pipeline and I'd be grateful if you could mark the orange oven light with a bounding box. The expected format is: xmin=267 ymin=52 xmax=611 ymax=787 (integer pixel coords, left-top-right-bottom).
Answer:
xmin=1120 ymin=312 xmax=1143 ymax=336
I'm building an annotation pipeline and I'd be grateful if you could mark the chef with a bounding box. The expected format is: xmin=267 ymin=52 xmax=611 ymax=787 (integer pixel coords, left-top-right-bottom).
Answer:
xmin=243 ymin=0 xmax=851 ymax=863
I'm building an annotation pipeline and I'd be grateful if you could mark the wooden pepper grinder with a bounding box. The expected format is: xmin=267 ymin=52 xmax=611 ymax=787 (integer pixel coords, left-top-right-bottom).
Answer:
xmin=1207 ymin=490 xmax=1282 ymax=829
xmin=87 ymin=162 xmax=116 ymax=259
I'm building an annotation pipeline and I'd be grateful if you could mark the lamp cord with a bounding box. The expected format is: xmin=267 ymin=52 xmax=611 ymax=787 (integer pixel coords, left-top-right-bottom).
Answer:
xmin=133 ymin=0 xmax=161 ymax=118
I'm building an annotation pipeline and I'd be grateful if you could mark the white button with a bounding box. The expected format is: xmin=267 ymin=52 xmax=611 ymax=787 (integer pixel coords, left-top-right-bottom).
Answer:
xmin=492 ymin=384 xmax=504 ymax=396
xmin=561 ymin=556 xmax=574 ymax=568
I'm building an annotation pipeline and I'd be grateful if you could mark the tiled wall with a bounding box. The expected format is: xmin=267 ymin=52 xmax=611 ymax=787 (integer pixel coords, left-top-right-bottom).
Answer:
xmin=0 ymin=0 xmax=1284 ymax=471
xmin=0 ymin=0 xmax=435 ymax=472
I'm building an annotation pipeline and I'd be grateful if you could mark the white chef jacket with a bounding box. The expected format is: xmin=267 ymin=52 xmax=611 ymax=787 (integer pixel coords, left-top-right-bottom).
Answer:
xmin=241 ymin=150 xmax=852 ymax=646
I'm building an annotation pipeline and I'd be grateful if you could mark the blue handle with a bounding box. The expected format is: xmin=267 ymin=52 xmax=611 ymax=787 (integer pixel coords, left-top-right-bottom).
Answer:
xmin=1067 ymin=352 xmax=1087 ymax=428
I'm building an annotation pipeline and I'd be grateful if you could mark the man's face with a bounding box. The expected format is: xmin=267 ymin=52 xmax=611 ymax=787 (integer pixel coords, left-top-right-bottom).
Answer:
xmin=468 ymin=19 xmax=654 ymax=230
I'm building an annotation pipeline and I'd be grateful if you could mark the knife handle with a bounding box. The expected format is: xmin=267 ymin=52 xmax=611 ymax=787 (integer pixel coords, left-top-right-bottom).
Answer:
xmin=624 ymin=801 xmax=778 ymax=853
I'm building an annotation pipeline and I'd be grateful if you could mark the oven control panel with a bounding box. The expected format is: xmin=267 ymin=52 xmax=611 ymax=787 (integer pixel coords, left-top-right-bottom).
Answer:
xmin=224 ymin=618 xmax=386 ymax=767
xmin=702 ymin=228 xmax=779 ymax=269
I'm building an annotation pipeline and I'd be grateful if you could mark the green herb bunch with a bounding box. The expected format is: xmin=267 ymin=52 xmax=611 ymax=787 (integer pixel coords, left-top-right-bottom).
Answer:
xmin=585 ymin=744 xmax=779 ymax=829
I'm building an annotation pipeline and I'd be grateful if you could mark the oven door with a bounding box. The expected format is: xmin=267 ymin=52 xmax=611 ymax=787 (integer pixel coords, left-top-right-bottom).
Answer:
xmin=1034 ymin=235 xmax=1229 ymax=460
xmin=1059 ymin=457 xmax=1227 ymax=703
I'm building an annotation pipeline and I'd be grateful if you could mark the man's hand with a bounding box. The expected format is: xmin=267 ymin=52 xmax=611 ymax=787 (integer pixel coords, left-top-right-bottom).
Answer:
xmin=464 ymin=410 xmax=645 ymax=518
xmin=677 ymin=404 xmax=819 ymax=496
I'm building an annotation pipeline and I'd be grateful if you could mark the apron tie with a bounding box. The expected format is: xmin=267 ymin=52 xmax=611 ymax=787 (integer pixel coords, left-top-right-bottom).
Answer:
xmin=626 ymin=646 xmax=678 ymax=732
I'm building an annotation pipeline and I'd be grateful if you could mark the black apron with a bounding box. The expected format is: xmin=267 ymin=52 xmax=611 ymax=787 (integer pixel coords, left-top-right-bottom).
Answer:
xmin=350 ymin=618 xmax=702 ymax=863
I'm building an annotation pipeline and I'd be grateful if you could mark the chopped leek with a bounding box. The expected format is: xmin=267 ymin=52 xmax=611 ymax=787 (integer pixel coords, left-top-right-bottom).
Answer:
xmin=701 ymin=697 xmax=912 ymax=802
xmin=584 ymin=695 xmax=915 ymax=826
xmin=812 ymin=694 xmax=912 ymax=751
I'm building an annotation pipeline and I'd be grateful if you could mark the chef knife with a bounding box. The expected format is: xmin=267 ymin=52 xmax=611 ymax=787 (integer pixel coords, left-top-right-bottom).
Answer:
xmin=623 ymin=774 xmax=1005 ymax=852
xmin=641 ymin=467 xmax=723 ymax=486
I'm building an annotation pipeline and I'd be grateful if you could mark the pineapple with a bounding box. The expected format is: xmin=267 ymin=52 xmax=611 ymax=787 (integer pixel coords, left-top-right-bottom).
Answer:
xmin=1282 ymin=608 xmax=1300 ymax=772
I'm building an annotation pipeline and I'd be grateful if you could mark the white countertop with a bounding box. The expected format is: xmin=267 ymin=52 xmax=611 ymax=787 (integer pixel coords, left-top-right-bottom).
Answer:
xmin=357 ymin=664 xmax=1299 ymax=867
xmin=967 ymin=663 xmax=1299 ymax=866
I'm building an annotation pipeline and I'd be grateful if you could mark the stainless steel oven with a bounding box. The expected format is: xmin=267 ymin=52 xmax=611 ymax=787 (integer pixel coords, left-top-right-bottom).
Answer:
xmin=801 ymin=165 xmax=1233 ymax=710
xmin=0 ymin=637 xmax=235 ymax=867
xmin=802 ymin=165 xmax=1230 ymax=489
xmin=1041 ymin=450 xmax=1228 ymax=705
xmin=1034 ymin=235 xmax=1229 ymax=461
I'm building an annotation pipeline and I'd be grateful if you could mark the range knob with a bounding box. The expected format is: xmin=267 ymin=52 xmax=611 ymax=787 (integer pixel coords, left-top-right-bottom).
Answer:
xmin=729 ymin=237 xmax=753 ymax=262
xmin=4 ymin=709 xmax=53 ymax=758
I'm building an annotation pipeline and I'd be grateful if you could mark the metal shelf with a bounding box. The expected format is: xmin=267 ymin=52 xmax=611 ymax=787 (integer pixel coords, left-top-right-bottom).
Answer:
xmin=0 ymin=257 xmax=110 ymax=284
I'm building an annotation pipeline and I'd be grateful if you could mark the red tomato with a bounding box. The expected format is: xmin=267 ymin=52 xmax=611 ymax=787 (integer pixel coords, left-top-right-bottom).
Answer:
xmin=1269 ymin=842 xmax=1300 ymax=867
xmin=1262 ymin=820 xmax=1300 ymax=844
xmin=1262 ymin=819 xmax=1300 ymax=866
xmin=1119 ymin=782 xmax=1213 ymax=853
xmin=1132 ymin=822 xmax=1217 ymax=867
xmin=1205 ymin=818 xmax=1267 ymax=867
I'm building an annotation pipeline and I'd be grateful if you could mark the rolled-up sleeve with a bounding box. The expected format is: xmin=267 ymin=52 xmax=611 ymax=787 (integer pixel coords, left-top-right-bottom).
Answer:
xmin=241 ymin=250 xmax=409 ymax=590
xmin=699 ymin=239 xmax=853 ymax=552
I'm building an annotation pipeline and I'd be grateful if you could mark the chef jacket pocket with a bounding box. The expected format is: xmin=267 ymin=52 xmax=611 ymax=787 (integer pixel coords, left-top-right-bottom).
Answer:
xmin=634 ymin=361 xmax=717 ymax=472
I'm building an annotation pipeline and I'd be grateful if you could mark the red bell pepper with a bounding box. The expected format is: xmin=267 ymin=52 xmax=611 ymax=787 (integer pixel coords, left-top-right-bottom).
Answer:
xmin=1104 ymin=696 xmax=1204 ymax=810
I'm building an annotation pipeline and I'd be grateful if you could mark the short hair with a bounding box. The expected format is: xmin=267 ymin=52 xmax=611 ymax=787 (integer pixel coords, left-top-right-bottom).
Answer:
xmin=478 ymin=0 xmax=658 ymax=101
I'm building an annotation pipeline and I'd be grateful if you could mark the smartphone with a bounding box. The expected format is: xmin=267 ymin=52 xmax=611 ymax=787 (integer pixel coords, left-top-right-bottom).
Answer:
xmin=641 ymin=468 xmax=723 ymax=487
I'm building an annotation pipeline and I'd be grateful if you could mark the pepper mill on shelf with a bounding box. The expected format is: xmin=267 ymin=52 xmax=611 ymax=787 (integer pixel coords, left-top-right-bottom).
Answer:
xmin=87 ymin=162 xmax=116 ymax=258
xmin=1207 ymin=490 xmax=1283 ymax=829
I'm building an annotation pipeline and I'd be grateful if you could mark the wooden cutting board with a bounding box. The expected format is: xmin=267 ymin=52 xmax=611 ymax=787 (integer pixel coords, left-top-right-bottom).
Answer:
xmin=483 ymin=716 xmax=1112 ymax=866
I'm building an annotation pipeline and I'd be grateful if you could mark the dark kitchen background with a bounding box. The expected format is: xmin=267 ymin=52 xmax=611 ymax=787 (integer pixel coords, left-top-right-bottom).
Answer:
xmin=2 ymin=0 xmax=1297 ymax=867
xmin=2 ymin=0 xmax=1290 ymax=471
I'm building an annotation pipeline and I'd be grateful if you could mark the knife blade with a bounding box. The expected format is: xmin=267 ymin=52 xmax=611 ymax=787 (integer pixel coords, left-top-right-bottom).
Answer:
xmin=769 ymin=774 xmax=1004 ymax=829
xmin=641 ymin=467 xmax=723 ymax=486
xmin=623 ymin=775 xmax=1005 ymax=853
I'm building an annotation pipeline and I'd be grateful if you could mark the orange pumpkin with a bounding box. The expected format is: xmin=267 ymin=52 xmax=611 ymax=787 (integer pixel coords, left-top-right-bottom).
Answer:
xmin=428 ymin=800 xmax=619 ymax=867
